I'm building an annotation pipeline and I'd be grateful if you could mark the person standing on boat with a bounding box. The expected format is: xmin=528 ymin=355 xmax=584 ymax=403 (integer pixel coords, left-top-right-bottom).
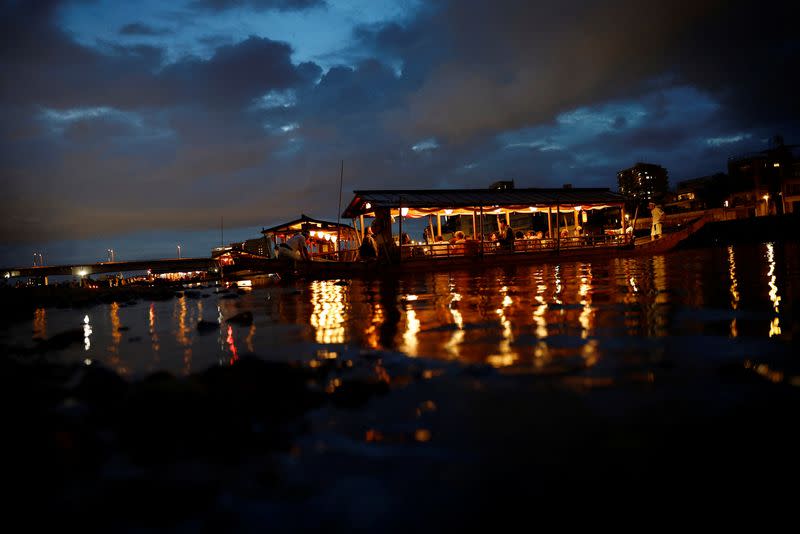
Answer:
xmin=423 ymin=225 xmax=433 ymax=245
xmin=648 ymin=202 xmax=664 ymax=239
xmin=499 ymin=221 xmax=515 ymax=251
xmin=359 ymin=227 xmax=379 ymax=260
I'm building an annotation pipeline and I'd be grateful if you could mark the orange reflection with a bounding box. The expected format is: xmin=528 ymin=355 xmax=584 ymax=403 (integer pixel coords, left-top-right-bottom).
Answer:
xmin=107 ymin=302 xmax=125 ymax=375
xmin=487 ymin=285 xmax=518 ymax=367
xmin=765 ymin=243 xmax=782 ymax=337
xmin=578 ymin=265 xmax=594 ymax=340
xmin=443 ymin=291 xmax=464 ymax=359
xmin=310 ymin=280 xmax=347 ymax=344
xmin=651 ymin=255 xmax=668 ymax=336
xmin=532 ymin=267 xmax=550 ymax=364
xmin=174 ymin=296 xmax=193 ymax=373
xmin=400 ymin=305 xmax=420 ymax=356
xmin=363 ymin=301 xmax=384 ymax=350
xmin=148 ymin=303 xmax=160 ymax=363
xmin=727 ymin=246 xmax=739 ymax=338
xmin=32 ymin=307 xmax=46 ymax=340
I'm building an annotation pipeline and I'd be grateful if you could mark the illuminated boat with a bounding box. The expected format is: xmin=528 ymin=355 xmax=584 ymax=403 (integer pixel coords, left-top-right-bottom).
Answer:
xmin=224 ymin=187 xmax=709 ymax=279
xmin=218 ymin=214 xmax=360 ymax=278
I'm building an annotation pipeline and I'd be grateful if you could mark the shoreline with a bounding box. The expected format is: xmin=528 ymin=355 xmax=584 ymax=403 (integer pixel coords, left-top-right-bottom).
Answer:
xmin=5 ymin=340 xmax=800 ymax=529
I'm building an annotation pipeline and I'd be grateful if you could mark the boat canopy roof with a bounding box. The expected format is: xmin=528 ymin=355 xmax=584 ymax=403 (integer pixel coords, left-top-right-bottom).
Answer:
xmin=342 ymin=187 xmax=625 ymax=218
xmin=261 ymin=214 xmax=358 ymax=239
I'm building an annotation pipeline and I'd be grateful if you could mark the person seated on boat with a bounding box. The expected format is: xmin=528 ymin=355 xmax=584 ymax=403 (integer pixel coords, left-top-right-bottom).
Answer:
xmin=574 ymin=225 xmax=583 ymax=237
xmin=559 ymin=228 xmax=569 ymax=239
xmin=515 ymin=230 xmax=525 ymax=240
xmin=277 ymin=227 xmax=311 ymax=264
xmin=451 ymin=231 xmax=466 ymax=255
xmin=358 ymin=227 xmax=379 ymax=261
xmin=534 ymin=230 xmax=543 ymax=239
xmin=498 ymin=222 xmax=514 ymax=251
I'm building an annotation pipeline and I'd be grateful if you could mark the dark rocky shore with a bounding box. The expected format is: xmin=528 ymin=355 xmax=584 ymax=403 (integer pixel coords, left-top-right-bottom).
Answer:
xmin=4 ymin=334 xmax=800 ymax=530
xmin=3 ymin=348 xmax=395 ymax=531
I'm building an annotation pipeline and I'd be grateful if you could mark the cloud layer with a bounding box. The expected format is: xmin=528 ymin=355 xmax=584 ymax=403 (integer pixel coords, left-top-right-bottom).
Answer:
xmin=1 ymin=0 xmax=797 ymax=261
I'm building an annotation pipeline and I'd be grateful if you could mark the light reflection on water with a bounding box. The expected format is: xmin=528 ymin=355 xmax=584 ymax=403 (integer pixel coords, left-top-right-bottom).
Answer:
xmin=5 ymin=242 xmax=798 ymax=378
xmin=728 ymin=245 xmax=739 ymax=338
xmin=310 ymin=280 xmax=347 ymax=344
xmin=766 ymin=243 xmax=782 ymax=337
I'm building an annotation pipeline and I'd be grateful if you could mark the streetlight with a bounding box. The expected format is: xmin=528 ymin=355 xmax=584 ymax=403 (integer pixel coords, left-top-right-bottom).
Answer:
xmin=177 ymin=244 xmax=181 ymax=259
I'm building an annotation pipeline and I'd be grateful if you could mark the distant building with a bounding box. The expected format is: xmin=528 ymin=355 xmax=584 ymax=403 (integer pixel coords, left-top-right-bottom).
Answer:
xmin=617 ymin=163 xmax=669 ymax=209
xmin=727 ymin=136 xmax=800 ymax=215
xmin=211 ymin=236 xmax=270 ymax=258
xmin=671 ymin=173 xmax=729 ymax=211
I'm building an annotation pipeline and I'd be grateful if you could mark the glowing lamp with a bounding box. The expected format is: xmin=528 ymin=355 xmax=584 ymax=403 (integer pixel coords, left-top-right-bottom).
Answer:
xmin=444 ymin=209 xmax=453 ymax=215
xmin=529 ymin=206 xmax=537 ymax=212
xmin=763 ymin=194 xmax=769 ymax=201
xmin=401 ymin=207 xmax=409 ymax=217
xmin=574 ymin=206 xmax=582 ymax=211
xmin=365 ymin=202 xmax=372 ymax=210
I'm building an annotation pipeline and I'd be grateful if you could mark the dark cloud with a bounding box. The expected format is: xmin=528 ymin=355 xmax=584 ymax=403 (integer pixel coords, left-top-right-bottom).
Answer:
xmin=1 ymin=2 xmax=306 ymax=110
xmin=0 ymin=0 xmax=166 ymax=110
xmin=359 ymin=0 xmax=798 ymax=143
xmin=119 ymin=22 xmax=172 ymax=36
xmin=189 ymin=0 xmax=325 ymax=12
xmin=0 ymin=1 xmax=324 ymax=245
xmin=2 ymin=0 xmax=799 ymax=261
xmin=159 ymin=36 xmax=301 ymax=108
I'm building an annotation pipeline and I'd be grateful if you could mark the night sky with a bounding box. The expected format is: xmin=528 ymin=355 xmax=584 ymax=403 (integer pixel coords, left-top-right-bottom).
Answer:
xmin=1 ymin=0 xmax=798 ymax=265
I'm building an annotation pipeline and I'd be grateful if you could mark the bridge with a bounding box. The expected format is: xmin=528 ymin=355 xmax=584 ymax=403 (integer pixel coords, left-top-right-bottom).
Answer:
xmin=3 ymin=257 xmax=220 ymax=279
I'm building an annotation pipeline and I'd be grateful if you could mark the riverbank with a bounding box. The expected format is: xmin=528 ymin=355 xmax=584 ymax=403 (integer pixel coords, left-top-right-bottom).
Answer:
xmin=5 ymin=338 xmax=800 ymax=530
xmin=680 ymin=211 xmax=800 ymax=246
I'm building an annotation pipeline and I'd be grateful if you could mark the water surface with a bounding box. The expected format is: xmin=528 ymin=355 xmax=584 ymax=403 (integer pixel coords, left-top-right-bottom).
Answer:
xmin=5 ymin=242 xmax=798 ymax=380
